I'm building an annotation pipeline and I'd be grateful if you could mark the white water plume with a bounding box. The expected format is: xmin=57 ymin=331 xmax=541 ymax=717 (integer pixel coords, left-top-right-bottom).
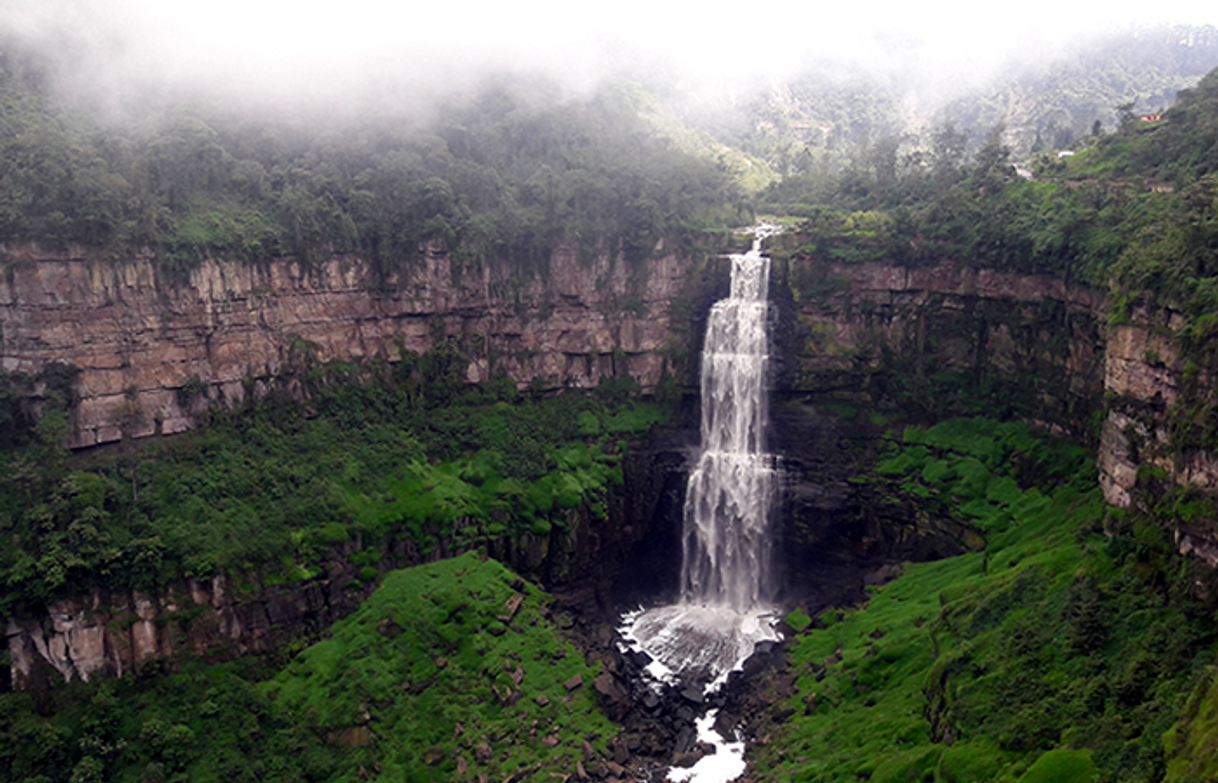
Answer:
xmin=623 ymin=226 xmax=780 ymax=689
xmin=681 ymin=247 xmax=774 ymax=612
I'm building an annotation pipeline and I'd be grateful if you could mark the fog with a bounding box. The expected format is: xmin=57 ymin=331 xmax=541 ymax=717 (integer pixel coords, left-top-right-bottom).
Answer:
xmin=4 ymin=0 xmax=1218 ymax=119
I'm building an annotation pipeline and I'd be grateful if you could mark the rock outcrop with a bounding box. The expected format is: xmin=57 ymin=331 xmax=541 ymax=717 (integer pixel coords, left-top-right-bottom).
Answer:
xmin=0 ymin=242 xmax=702 ymax=448
xmin=6 ymin=570 xmax=365 ymax=689
xmin=784 ymin=258 xmax=1108 ymax=439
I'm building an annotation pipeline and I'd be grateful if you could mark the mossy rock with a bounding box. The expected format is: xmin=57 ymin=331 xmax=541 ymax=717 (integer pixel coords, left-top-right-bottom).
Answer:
xmin=935 ymin=739 xmax=1007 ymax=782
xmin=1017 ymin=749 xmax=1098 ymax=783
xmin=1163 ymin=667 xmax=1218 ymax=783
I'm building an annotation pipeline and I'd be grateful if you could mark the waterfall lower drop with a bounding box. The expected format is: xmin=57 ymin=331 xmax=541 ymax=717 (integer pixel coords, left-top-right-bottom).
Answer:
xmin=621 ymin=226 xmax=782 ymax=782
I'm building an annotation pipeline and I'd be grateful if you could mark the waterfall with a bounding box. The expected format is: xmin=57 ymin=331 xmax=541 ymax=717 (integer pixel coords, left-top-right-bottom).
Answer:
xmin=622 ymin=227 xmax=780 ymax=690
xmin=681 ymin=246 xmax=774 ymax=612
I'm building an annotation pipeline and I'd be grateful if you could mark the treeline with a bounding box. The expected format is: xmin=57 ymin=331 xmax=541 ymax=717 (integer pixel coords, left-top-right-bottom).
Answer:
xmin=770 ymin=65 xmax=1218 ymax=290
xmin=0 ymin=62 xmax=746 ymax=274
xmin=719 ymin=23 xmax=1218 ymax=187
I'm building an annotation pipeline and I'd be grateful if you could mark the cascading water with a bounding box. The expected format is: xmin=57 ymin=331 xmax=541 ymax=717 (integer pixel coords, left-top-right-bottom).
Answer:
xmin=681 ymin=245 xmax=774 ymax=613
xmin=623 ymin=225 xmax=781 ymax=691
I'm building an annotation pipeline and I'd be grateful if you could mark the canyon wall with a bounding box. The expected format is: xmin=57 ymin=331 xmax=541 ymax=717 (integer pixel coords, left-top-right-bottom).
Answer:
xmin=780 ymin=255 xmax=1218 ymax=568
xmin=781 ymin=258 xmax=1109 ymax=437
xmin=1098 ymin=305 xmax=1218 ymax=565
xmin=7 ymin=240 xmax=1218 ymax=688
xmin=0 ymin=242 xmax=705 ymax=448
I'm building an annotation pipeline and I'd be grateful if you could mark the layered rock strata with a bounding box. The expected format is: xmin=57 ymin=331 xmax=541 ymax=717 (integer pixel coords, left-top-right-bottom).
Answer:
xmin=786 ymin=259 xmax=1108 ymax=439
xmin=0 ymin=243 xmax=696 ymax=448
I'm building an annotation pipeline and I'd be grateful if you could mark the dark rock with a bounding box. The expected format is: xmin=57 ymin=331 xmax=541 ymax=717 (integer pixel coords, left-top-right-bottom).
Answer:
xmin=625 ymin=649 xmax=652 ymax=669
xmin=375 ymin=617 xmax=402 ymax=638
xmin=671 ymin=749 xmax=707 ymax=768
xmin=674 ymin=725 xmax=697 ymax=754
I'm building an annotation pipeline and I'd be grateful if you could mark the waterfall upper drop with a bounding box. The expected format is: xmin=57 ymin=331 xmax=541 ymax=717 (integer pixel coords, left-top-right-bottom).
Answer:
xmin=623 ymin=227 xmax=781 ymax=687
xmin=682 ymin=245 xmax=775 ymax=612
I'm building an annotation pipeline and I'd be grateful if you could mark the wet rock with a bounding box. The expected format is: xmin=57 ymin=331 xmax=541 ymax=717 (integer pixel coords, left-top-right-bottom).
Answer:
xmin=594 ymin=671 xmax=630 ymax=718
xmin=679 ymin=684 xmax=704 ymax=704
xmin=865 ymin=564 xmax=903 ymax=586
xmin=376 ymin=617 xmax=402 ymax=638
xmin=672 ymin=748 xmax=707 ymax=768
xmin=625 ymin=649 xmax=652 ymax=669
xmin=673 ymin=724 xmax=697 ymax=755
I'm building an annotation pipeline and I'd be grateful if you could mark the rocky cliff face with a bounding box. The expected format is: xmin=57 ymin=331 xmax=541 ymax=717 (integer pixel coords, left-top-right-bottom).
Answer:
xmin=9 ymin=241 xmax=1218 ymax=690
xmin=0 ymin=242 xmax=700 ymax=448
xmin=783 ymin=259 xmax=1108 ymax=438
xmin=1097 ymin=305 xmax=1218 ymax=565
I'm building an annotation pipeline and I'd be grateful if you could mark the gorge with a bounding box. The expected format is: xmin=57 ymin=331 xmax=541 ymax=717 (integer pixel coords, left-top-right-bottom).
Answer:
xmin=5 ymin=47 xmax=1218 ymax=782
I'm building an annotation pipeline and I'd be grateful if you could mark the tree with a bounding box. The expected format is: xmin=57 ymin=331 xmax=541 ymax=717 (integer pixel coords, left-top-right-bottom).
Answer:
xmin=930 ymin=119 xmax=970 ymax=188
xmin=970 ymin=124 xmax=1013 ymax=192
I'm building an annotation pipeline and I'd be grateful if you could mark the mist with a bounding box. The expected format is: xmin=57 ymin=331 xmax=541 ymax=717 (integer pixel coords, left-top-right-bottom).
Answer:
xmin=5 ymin=0 xmax=1218 ymax=126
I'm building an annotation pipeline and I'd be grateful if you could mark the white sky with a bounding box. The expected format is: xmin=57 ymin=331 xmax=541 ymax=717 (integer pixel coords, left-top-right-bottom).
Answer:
xmin=5 ymin=0 xmax=1218 ymax=111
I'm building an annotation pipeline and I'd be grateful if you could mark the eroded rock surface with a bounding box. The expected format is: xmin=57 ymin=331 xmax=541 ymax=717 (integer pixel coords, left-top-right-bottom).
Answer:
xmin=0 ymin=243 xmax=699 ymax=447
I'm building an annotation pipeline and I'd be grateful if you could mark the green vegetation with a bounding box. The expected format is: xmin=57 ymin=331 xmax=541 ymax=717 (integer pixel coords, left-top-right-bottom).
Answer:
xmin=0 ymin=62 xmax=745 ymax=273
xmin=757 ymin=418 xmax=1216 ymax=783
xmin=0 ymin=552 xmax=616 ymax=783
xmin=0 ymin=353 xmax=669 ymax=616
xmin=727 ymin=24 xmax=1218 ymax=199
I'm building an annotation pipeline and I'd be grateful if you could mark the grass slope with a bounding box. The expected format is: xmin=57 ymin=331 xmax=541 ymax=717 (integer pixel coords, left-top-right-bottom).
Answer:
xmin=757 ymin=418 xmax=1216 ymax=783
xmin=267 ymin=551 xmax=615 ymax=781
xmin=0 ymin=552 xmax=616 ymax=783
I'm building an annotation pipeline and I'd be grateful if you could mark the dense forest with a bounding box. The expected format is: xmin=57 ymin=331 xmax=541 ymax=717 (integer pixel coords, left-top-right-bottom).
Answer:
xmin=0 ymin=58 xmax=746 ymax=275
xmin=5 ymin=20 xmax=1218 ymax=783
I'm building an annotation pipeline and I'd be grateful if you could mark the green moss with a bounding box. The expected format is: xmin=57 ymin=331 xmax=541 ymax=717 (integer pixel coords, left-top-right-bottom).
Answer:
xmin=0 ymin=554 xmax=617 ymax=782
xmin=268 ymin=552 xmax=613 ymax=780
xmin=0 ymin=364 xmax=671 ymax=608
xmin=1017 ymin=749 xmax=1098 ymax=783
xmin=757 ymin=418 xmax=1212 ymax=783
xmin=1163 ymin=668 xmax=1218 ymax=782
xmin=784 ymin=608 xmax=812 ymax=633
